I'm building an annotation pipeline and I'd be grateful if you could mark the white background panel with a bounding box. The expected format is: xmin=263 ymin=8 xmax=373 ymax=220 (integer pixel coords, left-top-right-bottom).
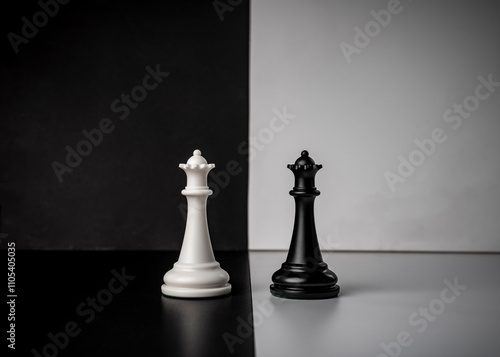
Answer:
xmin=249 ymin=0 xmax=500 ymax=251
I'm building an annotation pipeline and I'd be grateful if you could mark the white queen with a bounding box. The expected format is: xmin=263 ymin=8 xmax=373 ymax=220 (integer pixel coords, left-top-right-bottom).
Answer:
xmin=161 ymin=150 xmax=231 ymax=298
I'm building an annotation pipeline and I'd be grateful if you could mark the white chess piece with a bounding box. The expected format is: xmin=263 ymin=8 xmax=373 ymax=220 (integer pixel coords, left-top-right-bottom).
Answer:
xmin=161 ymin=149 xmax=231 ymax=298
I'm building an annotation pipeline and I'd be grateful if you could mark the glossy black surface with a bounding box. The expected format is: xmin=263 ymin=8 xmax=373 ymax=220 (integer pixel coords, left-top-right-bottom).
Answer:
xmin=14 ymin=251 xmax=254 ymax=357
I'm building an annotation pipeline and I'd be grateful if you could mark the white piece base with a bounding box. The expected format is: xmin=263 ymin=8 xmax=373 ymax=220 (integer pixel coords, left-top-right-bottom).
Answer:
xmin=162 ymin=261 xmax=231 ymax=298
xmin=161 ymin=283 xmax=231 ymax=298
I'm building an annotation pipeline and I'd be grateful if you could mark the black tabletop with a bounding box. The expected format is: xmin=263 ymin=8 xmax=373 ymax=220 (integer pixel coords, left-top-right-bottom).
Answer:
xmin=12 ymin=250 xmax=254 ymax=357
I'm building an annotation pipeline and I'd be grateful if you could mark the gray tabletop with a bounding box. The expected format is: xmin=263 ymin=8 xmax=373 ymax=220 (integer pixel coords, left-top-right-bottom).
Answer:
xmin=249 ymin=251 xmax=500 ymax=357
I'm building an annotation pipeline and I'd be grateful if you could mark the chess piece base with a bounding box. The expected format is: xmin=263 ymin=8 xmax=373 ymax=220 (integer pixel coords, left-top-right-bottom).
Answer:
xmin=270 ymin=262 xmax=340 ymax=299
xmin=162 ymin=261 xmax=231 ymax=298
xmin=161 ymin=283 xmax=231 ymax=298
xmin=270 ymin=283 xmax=339 ymax=299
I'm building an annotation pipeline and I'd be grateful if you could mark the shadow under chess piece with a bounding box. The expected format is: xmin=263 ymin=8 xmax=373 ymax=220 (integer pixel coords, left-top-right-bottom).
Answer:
xmin=162 ymin=149 xmax=231 ymax=298
xmin=270 ymin=150 xmax=340 ymax=299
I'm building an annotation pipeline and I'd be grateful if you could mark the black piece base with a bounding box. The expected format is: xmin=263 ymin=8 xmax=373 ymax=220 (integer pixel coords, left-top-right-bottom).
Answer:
xmin=270 ymin=262 xmax=340 ymax=300
xmin=270 ymin=284 xmax=340 ymax=299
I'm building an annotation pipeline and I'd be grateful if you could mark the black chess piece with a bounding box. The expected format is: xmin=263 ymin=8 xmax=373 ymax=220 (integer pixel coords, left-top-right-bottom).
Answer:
xmin=270 ymin=150 xmax=340 ymax=299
